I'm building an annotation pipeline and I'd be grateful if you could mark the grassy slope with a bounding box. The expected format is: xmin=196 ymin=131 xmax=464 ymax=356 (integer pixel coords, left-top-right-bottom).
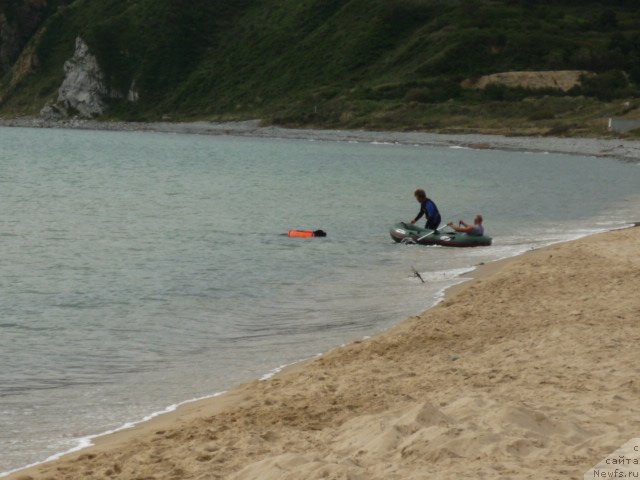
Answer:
xmin=1 ymin=0 xmax=640 ymax=135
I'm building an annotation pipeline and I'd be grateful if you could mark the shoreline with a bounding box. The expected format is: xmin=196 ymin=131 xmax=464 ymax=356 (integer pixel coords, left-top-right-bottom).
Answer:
xmin=5 ymin=223 xmax=639 ymax=480
xmin=1 ymin=117 xmax=640 ymax=162
xmin=0 ymin=222 xmax=615 ymax=478
xmin=2 ymin=121 xmax=638 ymax=477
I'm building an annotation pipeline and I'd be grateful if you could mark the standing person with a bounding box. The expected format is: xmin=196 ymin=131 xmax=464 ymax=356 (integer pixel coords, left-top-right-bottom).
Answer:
xmin=447 ymin=215 xmax=484 ymax=236
xmin=410 ymin=188 xmax=441 ymax=231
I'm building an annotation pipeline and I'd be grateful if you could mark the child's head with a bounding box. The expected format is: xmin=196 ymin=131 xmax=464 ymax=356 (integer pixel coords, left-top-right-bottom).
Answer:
xmin=414 ymin=189 xmax=427 ymax=201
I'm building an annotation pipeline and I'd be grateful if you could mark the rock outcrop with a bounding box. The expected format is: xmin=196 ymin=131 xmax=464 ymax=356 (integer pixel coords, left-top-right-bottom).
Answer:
xmin=461 ymin=70 xmax=591 ymax=92
xmin=41 ymin=36 xmax=138 ymax=119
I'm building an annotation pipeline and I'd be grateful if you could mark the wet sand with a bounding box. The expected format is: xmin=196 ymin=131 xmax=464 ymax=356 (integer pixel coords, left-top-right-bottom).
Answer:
xmin=6 ymin=225 xmax=640 ymax=480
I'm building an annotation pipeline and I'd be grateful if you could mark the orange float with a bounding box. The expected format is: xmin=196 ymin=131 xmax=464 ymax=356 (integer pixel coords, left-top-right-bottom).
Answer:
xmin=288 ymin=230 xmax=315 ymax=238
xmin=287 ymin=229 xmax=327 ymax=238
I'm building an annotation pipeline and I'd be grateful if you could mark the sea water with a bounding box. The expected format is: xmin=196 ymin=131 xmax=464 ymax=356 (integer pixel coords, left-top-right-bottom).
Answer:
xmin=1 ymin=126 xmax=639 ymax=473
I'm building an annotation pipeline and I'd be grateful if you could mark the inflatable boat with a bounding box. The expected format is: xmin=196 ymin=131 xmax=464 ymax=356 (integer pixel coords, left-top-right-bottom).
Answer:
xmin=390 ymin=222 xmax=492 ymax=247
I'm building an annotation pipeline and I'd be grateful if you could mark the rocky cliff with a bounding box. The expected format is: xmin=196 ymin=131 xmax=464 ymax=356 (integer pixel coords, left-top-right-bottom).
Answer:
xmin=40 ymin=36 xmax=137 ymax=119
xmin=1 ymin=0 xmax=639 ymax=123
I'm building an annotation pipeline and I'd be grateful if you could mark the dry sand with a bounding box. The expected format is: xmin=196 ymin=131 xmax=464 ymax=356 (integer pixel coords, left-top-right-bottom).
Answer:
xmin=7 ymin=226 xmax=640 ymax=480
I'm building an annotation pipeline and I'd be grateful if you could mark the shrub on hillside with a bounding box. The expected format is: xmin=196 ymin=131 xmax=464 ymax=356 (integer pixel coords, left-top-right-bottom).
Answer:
xmin=416 ymin=29 xmax=496 ymax=76
xmin=597 ymin=9 xmax=618 ymax=30
xmin=528 ymin=109 xmax=556 ymax=121
xmin=404 ymin=82 xmax=462 ymax=103
xmin=479 ymin=85 xmax=562 ymax=102
xmin=577 ymin=70 xmax=633 ymax=100
xmin=382 ymin=0 xmax=439 ymax=33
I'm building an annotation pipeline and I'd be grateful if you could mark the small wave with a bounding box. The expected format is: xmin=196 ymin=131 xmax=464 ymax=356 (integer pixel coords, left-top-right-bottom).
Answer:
xmin=259 ymin=364 xmax=289 ymax=381
xmin=413 ymin=266 xmax=476 ymax=283
xmin=1 ymin=349 xmax=331 ymax=478
xmin=0 ymin=391 xmax=226 ymax=478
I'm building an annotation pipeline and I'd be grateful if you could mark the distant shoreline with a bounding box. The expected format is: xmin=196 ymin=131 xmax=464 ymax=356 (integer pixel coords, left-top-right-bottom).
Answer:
xmin=1 ymin=117 xmax=639 ymax=162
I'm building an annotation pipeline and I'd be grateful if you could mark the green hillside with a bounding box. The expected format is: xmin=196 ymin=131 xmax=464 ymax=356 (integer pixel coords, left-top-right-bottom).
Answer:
xmin=1 ymin=0 xmax=640 ymax=134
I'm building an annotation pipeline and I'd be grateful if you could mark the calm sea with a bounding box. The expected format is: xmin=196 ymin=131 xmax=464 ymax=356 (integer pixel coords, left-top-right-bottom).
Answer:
xmin=1 ymin=126 xmax=639 ymax=474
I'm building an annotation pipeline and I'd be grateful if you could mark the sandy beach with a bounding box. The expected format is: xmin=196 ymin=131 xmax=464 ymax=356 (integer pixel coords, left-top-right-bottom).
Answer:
xmin=5 ymin=224 xmax=639 ymax=480
xmin=1 ymin=117 xmax=640 ymax=163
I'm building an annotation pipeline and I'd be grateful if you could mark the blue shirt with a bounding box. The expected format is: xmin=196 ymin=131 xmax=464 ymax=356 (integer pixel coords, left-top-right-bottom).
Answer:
xmin=414 ymin=199 xmax=441 ymax=227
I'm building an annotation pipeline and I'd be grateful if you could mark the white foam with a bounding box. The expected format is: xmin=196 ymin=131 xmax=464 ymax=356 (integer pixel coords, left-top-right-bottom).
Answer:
xmin=431 ymin=277 xmax=472 ymax=306
xmin=259 ymin=365 xmax=289 ymax=381
xmin=0 ymin=391 xmax=226 ymax=478
xmin=410 ymin=223 xmax=633 ymax=319
xmin=3 ymin=223 xmax=632 ymax=479
xmin=258 ymin=353 xmax=323 ymax=381
xmin=3 ymin=344 xmax=341 ymax=478
xmin=414 ymin=266 xmax=476 ymax=282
